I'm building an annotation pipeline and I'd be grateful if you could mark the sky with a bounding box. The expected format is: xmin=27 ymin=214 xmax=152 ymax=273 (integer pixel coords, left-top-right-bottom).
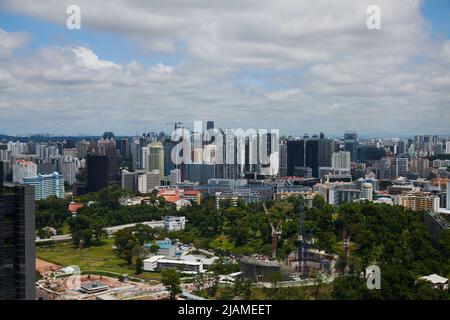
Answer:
xmin=0 ymin=0 xmax=449 ymax=137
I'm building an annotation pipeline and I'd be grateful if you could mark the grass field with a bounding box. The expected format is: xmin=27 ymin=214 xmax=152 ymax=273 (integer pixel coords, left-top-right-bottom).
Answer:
xmin=36 ymin=237 xmax=162 ymax=282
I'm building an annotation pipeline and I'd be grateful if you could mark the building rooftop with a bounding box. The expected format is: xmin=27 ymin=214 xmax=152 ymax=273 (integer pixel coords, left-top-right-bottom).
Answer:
xmin=419 ymin=274 xmax=448 ymax=284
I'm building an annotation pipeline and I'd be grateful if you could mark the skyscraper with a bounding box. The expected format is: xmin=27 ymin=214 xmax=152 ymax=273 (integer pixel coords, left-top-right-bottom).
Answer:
xmin=332 ymin=151 xmax=351 ymax=170
xmin=305 ymin=138 xmax=319 ymax=178
xmin=130 ymin=138 xmax=142 ymax=171
xmin=12 ymin=159 xmax=37 ymax=184
xmin=0 ymin=162 xmax=36 ymax=300
xmin=391 ymin=158 xmax=408 ymax=178
xmin=87 ymin=154 xmax=109 ymax=193
xmin=287 ymin=140 xmax=305 ymax=177
xmin=287 ymin=135 xmax=331 ymax=178
xmin=207 ymin=121 xmax=215 ymax=131
xmin=146 ymin=142 xmax=165 ymax=178
xmin=344 ymin=131 xmax=358 ymax=162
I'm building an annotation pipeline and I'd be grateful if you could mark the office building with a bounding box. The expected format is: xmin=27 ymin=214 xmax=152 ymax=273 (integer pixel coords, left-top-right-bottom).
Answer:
xmin=287 ymin=135 xmax=331 ymax=178
xmin=137 ymin=170 xmax=160 ymax=194
xmin=12 ymin=160 xmax=37 ymax=184
xmin=76 ymin=140 xmax=90 ymax=160
xmin=163 ymin=140 xmax=176 ymax=176
xmin=58 ymin=155 xmax=77 ymax=186
xmin=0 ymin=162 xmax=36 ymax=300
xmin=87 ymin=154 xmax=109 ymax=193
xmin=446 ymin=141 xmax=450 ymax=155
xmin=332 ymin=151 xmax=351 ymax=170
xmin=287 ymin=140 xmax=305 ymax=177
xmin=170 ymin=169 xmax=181 ymax=186
xmin=130 ymin=138 xmax=142 ymax=171
xmin=23 ymin=172 xmax=64 ymax=200
xmin=391 ymin=158 xmax=409 ymax=178
xmin=144 ymin=142 xmax=164 ymax=178
xmin=98 ymin=138 xmax=118 ymax=178
xmin=344 ymin=131 xmax=358 ymax=162
xmin=118 ymin=139 xmax=130 ymax=159
xmin=121 ymin=170 xmax=137 ymax=193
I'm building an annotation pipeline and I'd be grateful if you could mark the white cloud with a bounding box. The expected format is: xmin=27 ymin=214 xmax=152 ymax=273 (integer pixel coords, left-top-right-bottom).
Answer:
xmin=0 ymin=28 xmax=29 ymax=59
xmin=0 ymin=0 xmax=449 ymax=136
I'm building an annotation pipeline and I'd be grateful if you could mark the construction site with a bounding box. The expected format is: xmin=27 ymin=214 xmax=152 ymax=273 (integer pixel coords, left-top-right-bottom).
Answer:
xmin=239 ymin=203 xmax=340 ymax=284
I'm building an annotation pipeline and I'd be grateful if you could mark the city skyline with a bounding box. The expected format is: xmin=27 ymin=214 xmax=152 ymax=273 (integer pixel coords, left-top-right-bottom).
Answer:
xmin=0 ymin=0 xmax=450 ymax=136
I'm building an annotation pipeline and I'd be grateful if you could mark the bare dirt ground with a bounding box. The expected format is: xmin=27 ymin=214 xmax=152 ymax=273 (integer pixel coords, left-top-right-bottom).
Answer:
xmin=36 ymin=258 xmax=62 ymax=275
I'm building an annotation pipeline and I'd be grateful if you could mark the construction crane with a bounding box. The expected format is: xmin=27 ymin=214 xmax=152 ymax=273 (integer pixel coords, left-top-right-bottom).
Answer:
xmin=298 ymin=201 xmax=311 ymax=279
xmin=262 ymin=203 xmax=282 ymax=259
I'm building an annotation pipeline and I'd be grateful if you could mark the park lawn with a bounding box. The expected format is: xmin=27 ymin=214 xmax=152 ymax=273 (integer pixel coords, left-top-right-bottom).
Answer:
xmin=36 ymin=237 xmax=161 ymax=282
xmin=36 ymin=238 xmax=134 ymax=274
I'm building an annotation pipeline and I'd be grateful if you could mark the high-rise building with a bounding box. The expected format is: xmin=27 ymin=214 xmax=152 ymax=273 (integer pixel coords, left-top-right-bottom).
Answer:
xmin=118 ymin=138 xmax=130 ymax=159
xmin=170 ymin=169 xmax=181 ymax=186
xmin=391 ymin=158 xmax=409 ymax=178
xmin=344 ymin=131 xmax=358 ymax=162
xmin=279 ymin=142 xmax=288 ymax=177
xmin=131 ymin=138 xmax=142 ymax=171
xmin=287 ymin=140 xmax=305 ymax=177
xmin=286 ymin=135 xmax=331 ymax=178
xmin=76 ymin=140 xmax=90 ymax=160
xmin=361 ymin=183 xmax=373 ymax=201
xmin=0 ymin=162 xmax=36 ymax=300
xmin=23 ymin=172 xmax=65 ymax=200
xmin=305 ymin=138 xmax=319 ymax=178
xmin=86 ymin=154 xmax=109 ymax=193
xmin=318 ymin=137 xmax=333 ymax=169
xmin=58 ymin=155 xmax=77 ymax=186
xmin=12 ymin=160 xmax=37 ymax=184
xmin=137 ymin=170 xmax=161 ymax=194
xmin=416 ymin=158 xmax=430 ymax=178
xmin=146 ymin=142 xmax=164 ymax=178
xmin=446 ymin=141 xmax=450 ymax=155
xmin=121 ymin=170 xmax=137 ymax=193
xmin=207 ymin=121 xmax=215 ymax=131
xmin=163 ymin=140 xmax=176 ymax=177
xmin=332 ymin=151 xmax=351 ymax=170
xmin=98 ymin=138 xmax=118 ymax=178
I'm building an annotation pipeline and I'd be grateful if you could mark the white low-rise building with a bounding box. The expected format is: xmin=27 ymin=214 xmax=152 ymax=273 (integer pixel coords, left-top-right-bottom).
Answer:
xmin=419 ymin=274 xmax=449 ymax=290
xmin=164 ymin=216 xmax=186 ymax=231
xmin=143 ymin=256 xmax=203 ymax=274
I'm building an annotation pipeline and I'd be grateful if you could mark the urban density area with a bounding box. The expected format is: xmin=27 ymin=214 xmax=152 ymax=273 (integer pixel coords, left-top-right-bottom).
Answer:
xmin=1 ymin=126 xmax=449 ymax=300
xmin=1 ymin=0 xmax=450 ymax=307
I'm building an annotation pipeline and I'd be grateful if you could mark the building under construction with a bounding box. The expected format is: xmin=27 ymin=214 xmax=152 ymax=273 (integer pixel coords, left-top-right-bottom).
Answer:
xmin=238 ymin=255 xmax=294 ymax=283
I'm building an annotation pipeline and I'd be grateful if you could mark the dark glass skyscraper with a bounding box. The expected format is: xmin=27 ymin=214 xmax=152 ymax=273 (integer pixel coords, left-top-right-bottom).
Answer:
xmin=287 ymin=140 xmax=305 ymax=176
xmin=287 ymin=135 xmax=332 ymax=178
xmin=0 ymin=162 xmax=36 ymax=300
xmin=344 ymin=131 xmax=358 ymax=162
xmin=86 ymin=154 xmax=109 ymax=193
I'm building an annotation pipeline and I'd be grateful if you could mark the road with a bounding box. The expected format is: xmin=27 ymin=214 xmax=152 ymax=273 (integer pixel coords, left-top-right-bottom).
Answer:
xmin=36 ymin=220 xmax=165 ymax=243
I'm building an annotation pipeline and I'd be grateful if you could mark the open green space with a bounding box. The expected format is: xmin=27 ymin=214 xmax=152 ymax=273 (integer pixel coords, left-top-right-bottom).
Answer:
xmin=36 ymin=237 xmax=162 ymax=282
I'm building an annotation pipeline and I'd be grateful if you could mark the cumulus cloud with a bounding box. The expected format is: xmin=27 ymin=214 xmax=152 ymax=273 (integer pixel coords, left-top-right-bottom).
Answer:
xmin=0 ymin=28 xmax=29 ymax=59
xmin=0 ymin=0 xmax=449 ymax=136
